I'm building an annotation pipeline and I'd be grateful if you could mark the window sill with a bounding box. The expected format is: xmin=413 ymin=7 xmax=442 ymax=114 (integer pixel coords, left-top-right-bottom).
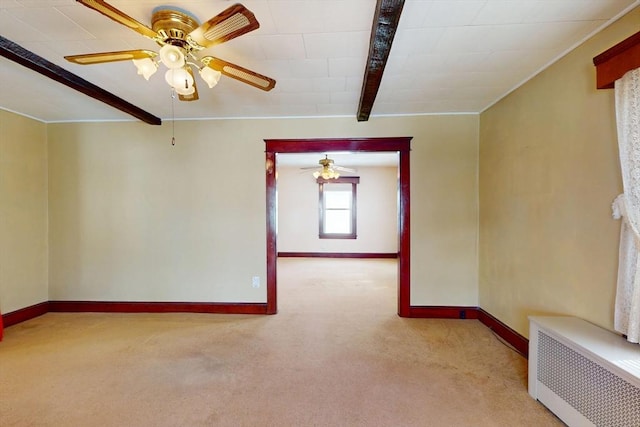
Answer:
xmin=319 ymin=233 xmax=357 ymax=240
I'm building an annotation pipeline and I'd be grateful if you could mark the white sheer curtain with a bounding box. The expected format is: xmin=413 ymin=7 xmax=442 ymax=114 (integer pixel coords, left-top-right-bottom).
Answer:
xmin=613 ymin=67 xmax=640 ymax=343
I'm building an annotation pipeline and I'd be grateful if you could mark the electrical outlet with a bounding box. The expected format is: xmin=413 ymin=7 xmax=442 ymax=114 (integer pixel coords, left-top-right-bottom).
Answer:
xmin=252 ymin=276 xmax=260 ymax=288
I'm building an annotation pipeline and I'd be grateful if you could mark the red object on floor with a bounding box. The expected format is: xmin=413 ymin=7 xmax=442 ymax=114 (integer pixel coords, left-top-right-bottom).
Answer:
xmin=0 ymin=309 xmax=3 ymax=341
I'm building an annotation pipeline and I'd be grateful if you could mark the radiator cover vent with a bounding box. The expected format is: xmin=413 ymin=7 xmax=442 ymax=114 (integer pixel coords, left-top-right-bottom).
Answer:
xmin=538 ymin=330 xmax=640 ymax=426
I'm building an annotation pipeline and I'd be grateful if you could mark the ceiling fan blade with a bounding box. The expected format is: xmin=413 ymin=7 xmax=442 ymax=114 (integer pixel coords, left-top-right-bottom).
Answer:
xmin=334 ymin=166 xmax=357 ymax=173
xmin=201 ymin=56 xmax=276 ymax=91
xmin=65 ymin=49 xmax=157 ymax=64
xmin=188 ymin=3 xmax=259 ymax=48
xmin=76 ymin=0 xmax=158 ymax=39
xmin=178 ymin=67 xmax=199 ymax=102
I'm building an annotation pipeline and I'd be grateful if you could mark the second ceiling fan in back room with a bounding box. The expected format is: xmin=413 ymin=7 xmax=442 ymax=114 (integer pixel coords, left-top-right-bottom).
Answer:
xmin=65 ymin=0 xmax=276 ymax=101
xmin=301 ymin=155 xmax=357 ymax=180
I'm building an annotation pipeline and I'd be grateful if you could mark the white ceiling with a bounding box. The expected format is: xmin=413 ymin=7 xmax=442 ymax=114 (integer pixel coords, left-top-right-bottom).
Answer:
xmin=278 ymin=152 xmax=398 ymax=168
xmin=1 ymin=0 xmax=638 ymax=123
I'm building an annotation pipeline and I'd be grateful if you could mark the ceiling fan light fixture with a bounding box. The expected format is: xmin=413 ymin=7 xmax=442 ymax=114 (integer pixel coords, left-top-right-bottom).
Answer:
xmin=64 ymin=3 xmax=277 ymax=101
xmin=165 ymin=67 xmax=194 ymax=90
xmin=175 ymin=82 xmax=196 ymax=96
xmin=132 ymin=57 xmax=158 ymax=80
xmin=314 ymin=167 xmax=340 ymax=180
xmin=159 ymin=44 xmax=185 ymax=69
xmin=199 ymin=67 xmax=222 ymax=88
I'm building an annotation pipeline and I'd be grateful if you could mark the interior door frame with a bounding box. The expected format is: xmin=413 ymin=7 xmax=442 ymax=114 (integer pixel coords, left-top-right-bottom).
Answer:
xmin=265 ymin=137 xmax=411 ymax=316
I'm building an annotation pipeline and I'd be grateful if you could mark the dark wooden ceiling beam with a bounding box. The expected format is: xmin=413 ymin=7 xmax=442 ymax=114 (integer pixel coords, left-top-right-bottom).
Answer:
xmin=357 ymin=0 xmax=405 ymax=122
xmin=0 ymin=36 xmax=161 ymax=125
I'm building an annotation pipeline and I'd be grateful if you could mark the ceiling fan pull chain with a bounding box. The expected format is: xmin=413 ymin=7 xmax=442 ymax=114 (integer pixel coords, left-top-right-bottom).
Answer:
xmin=171 ymin=88 xmax=176 ymax=146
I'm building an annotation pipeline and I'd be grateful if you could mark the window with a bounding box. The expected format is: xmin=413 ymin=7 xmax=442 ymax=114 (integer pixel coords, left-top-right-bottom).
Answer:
xmin=318 ymin=177 xmax=359 ymax=239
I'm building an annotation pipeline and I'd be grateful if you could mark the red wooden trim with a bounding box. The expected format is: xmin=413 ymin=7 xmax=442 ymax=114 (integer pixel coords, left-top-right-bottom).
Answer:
xmin=2 ymin=302 xmax=49 ymax=327
xmin=265 ymin=137 xmax=411 ymax=153
xmin=278 ymin=252 xmax=398 ymax=259
xmin=593 ymin=30 xmax=640 ymax=89
xmin=351 ymin=181 xmax=357 ymax=238
xmin=593 ymin=31 xmax=640 ymax=65
xmin=397 ymin=148 xmax=410 ymax=317
xmin=266 ymin=151 xmax=278 ymax=314
xmin=48 ymin=301 xmax=268 ymax=315
xmin=266 ymin=137 xmax=412 ymax=316
xmin=408 ymin=306 xmax=529 ymax=358
xmin=478 ymin=308 xmax=529 ymax=358
xmin=409 ymin=306 xmax=479 ymax=319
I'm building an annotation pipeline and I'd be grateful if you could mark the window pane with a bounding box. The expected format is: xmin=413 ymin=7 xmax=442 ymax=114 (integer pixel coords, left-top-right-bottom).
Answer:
xmin=325 ymin=210 xmax=351 ymax=233
xmin=325 ymin=191 xmax=351 ymax=209
xmin=318 ymin=180 xmax=357 ymax=239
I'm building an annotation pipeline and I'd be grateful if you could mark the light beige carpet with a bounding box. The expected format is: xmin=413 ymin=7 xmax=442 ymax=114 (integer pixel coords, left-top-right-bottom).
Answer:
xmin=0 ymin=258 xmax=562 ymax=426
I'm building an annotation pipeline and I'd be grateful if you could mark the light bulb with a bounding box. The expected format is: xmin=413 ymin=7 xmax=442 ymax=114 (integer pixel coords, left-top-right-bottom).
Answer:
xmin=159 ymin=44 xmax=185 ymax=69
xmin=132 ymin=58 xmax=157 ymax=80
xmin=199 ymin=67 xmax=222 ymax=88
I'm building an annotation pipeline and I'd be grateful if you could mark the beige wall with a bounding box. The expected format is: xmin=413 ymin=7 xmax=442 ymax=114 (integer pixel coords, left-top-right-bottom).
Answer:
xmin=277 ymin=165 xmax=398 ymax=253
xmin=47 ymin=115 xmax=479 ymax=306
xmin=47 ymin=120 xmax=268 ymax=302
xmin=0 ymin=110 xmax=48 ymax=313
xmin=410 ymin=115 xmax=479 ymax=305
xmin=478 ymin=7 xmax=639 ymax=337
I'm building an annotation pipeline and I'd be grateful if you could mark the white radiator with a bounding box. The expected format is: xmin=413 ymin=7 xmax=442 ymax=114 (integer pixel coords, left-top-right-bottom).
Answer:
xmin=529 ymin=316 xmax=640 ymax=427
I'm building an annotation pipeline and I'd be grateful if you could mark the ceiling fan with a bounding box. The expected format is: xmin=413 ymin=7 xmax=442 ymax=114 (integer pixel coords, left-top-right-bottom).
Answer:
xmin=301 ymin=155 xmax=356 ymax=180
xmin=64 ymin=0 xmax=276 ymax=101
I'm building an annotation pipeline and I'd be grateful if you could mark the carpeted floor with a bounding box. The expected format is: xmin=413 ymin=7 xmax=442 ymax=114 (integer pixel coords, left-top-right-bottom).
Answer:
xmin=0 ymin=258 xmax=563 ymax=426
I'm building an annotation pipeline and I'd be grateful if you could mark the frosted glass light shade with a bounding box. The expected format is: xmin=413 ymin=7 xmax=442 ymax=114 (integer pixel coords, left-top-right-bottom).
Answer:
xmin=199 ymin=67 xmax=222 ymax=88
xmin=159 ymin=44 xmax=185 ymax=69
xmin=165 ymin=68 xmax=193 ymax=90
xmin=132 ymin=58 xmax=158 ymax=80
xmin=175 ymin=83 xmax=196 ymax=96
xmin=313 ymin=168 xmax=339 ymax=179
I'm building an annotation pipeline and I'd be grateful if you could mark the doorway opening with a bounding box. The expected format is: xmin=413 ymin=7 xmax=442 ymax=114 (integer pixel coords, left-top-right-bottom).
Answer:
xmin=265 ymin=137 xmax=411 ymax=316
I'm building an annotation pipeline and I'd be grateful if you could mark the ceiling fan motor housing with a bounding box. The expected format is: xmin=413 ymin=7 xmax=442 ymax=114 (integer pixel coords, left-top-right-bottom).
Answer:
xmin=319 ymin=156 xmax=334 ymax=167
xmin=151 ymin=8 xmax=200 ymax=51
